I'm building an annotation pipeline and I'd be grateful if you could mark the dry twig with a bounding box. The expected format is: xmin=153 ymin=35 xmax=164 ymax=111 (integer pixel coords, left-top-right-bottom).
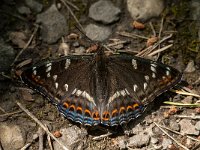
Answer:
xmin=0 ymin=110 xmax=23 ymax=118
xmin=117 ymin=31 xmax=149 ymax=40
xmin=174 ymin=114 xmax=200 ymax=120
xmin=149 ymin=22 xmax=156 ymax=36
xmin=92 ymin=132 xmax=113 ymax=140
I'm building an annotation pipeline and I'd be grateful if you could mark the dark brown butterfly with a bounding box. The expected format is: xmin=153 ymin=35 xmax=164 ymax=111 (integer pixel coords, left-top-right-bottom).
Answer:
xmin=16 ymin=46 xmax=181 ymax=126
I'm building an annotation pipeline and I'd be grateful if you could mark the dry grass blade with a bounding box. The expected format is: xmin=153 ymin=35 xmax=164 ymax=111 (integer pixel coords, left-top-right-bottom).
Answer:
xmin=154 ymin=122 xmax=189 ymax=150
xmin=0 ymin=110 xmax=23 ymax=118
xmin=174 ymin=115 xmax=200 ymax=120
xmin=148 ymin=44 xmax=173 ymax=56
xmin=164 ymin=101 xmax=200 ymax=107
xmin=16 ymin=101 xmax=69 ymax=150
xmin=117 ymin=31 xmax=149 ymax=40
xmin=171 ymin=89 xmax=200 ymax=98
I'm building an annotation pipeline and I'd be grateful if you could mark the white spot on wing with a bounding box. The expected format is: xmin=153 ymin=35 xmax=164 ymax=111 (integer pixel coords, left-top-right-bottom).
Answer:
xmin=132 ymin=59 xmax=137 ymax=69
xmin=47 ymin=72 xmax=51 ymax=77
xmin=166 ymin=70 xmax=170 ymax=76
xmin=82 ymin=91 xmax=94 ymax=103
xmin=120 ymin=90 xmax=126 ymax=96
xmin=125 ymin=88 xmax=130 ymax=95
xmin=55 ymin=82 xmax=58 ymax=89
xmin=151 ymin=63 xmax=157 ymax=68
xmin=166 ymin=67 xmax=171 ymax=76
xmin=33 ymin=70 xmax=37 ymax=75
xmin=72 ymin=88 xmax=77 ymax=94
xmin=71 ymin=88 xmax=96 ymax=106
xmin=53 ymin=75 xmax=57 ymax=81
xmin=64 ymin=84 xmax=68 ymax=91
xmin=144 ymin=75 xmax=149 ymax=81
xmin=65 ymin=59 xmax=71 ymax=69
xmin=108 ymin=89 xmax=130 ymax=104
xmin=46 ymin=62 xmax=52 ymax=67
xmin=133 ymin=84 xmax=138 ymax=92
xmin=32 ymin=66 xmax=36 ymax=70
xmin=152 ymin=72 xmax=156 ymax=78
xmin=150 ymin=66 xmax=156 ymax=72
xmin=144 ymin=82 xmax=147 ymax=90
xmin=46 ymin=65 xmax=52 ymax=72
xmin=76 ymin=90 xmax=82 ymax=96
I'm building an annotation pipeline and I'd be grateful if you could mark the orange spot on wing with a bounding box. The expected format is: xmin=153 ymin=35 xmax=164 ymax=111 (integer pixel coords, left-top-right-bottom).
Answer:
xmin=133 ymin=103 xmax=139 ymax=109
xmin=85 ymin=109 xmax=92 ymax=117
xmin=92 ymin=111 xmax=100 ymax=120
xmin=159 ymin=75 xmax=172 ymax=85
xmin=119 ymin=107 xmax=126 ymax=114
xmin=76 ymin=106 xmax=83 ymax=114
xmin=127 ymin=105 xmax=133 ymax=111
xmin=111 ymin=109 xmax=118 ymax=117
xmin=63 ymin=102 xmax=69 ymax=108
xmin=69 ymin=104 xmax=75 ymax=111
xmin=31 ymin=75 xmax=44 ymax=84
xmin=102 ymin=111 xmax=110 ymax=121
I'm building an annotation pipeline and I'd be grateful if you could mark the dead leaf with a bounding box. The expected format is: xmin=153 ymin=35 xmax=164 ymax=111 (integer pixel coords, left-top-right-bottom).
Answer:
xmin=9 ymin=31 xmax=27 ymax=48
xmin=86 ymin=44 xmax=99 ymax=53
xmin=146 ymin=36 xmax=158 ymax=47
xmin=53 ymin=130 xmax=62 ymax=138
xmin=132 ymin=21 xmax=145 ymax=29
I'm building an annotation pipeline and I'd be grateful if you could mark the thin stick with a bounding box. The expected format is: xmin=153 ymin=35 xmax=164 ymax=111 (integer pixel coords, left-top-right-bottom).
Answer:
xmin=12 ymin=24 xmax=39 ymax=66
xmin=0 ymin=110 xmax=23 ymax=118
xmin=136 ymin=34 xmax=173 ymax=57
xmin=45 ymin=125 xmax=54 ymax=150
xmin=16 ymin=101 xmax=69 ymax=150
xmin=149 ymin=22 xmax=156 ymax=36
xmin=92 ymin=132 xmax=113 ymax=140
xmin=154 ymin=122 xmax=189 ymax=150
xmin=59 ymin=0 xmax=84 ymax=31
xmin=65 ymin=0 xmax=80 ymax=11
xmin=107 ymin=40 xmax=129 ymax=47
xmin=160 ymin=125 xmax=200 ymax=143
xmin=174 ymin=115 xmax=200 ymax=120
xmin=0 ymin=106 xmax=6 ymax=113
xmin=39 ymin=127 xmax=44 ymax=150
xmin=164 ymin=101 xmax=200 ymax=107
xmin=158 ymin=17 xmax=164 ymax=41
xmin=148 ymin=44 xmax=173 ymax=56
xmin=117 ymin=31 xmax=149 ymax=40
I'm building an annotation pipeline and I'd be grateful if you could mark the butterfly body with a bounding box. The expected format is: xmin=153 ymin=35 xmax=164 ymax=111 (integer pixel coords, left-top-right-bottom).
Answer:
xmin=17 ymin=47 xmax=181 ymax=126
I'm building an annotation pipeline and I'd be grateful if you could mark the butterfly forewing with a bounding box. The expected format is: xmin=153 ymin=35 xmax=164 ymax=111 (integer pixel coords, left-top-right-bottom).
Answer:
xmin=18 ymin=50 xmax=181 ymax=126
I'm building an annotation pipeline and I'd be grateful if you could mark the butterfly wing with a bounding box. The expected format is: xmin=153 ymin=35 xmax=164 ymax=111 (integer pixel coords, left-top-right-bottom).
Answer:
xmin=100 ymin=53 xmax=182 ymax=126
xmin=19 ymin=55 xmax=101 ymax=126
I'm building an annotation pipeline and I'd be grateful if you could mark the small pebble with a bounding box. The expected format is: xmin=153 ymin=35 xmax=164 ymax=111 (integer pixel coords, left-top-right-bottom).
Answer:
xmin=162 ymin=138 xmax=172 ymax=149
xmin=179 ymin=119 xmax=199 ymax=135
xmin=128 ymin=133 xmax=150 ymax=148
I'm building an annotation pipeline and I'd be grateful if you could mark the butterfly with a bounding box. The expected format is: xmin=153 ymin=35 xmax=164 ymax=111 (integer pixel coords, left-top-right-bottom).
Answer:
xmin=16 ymin=45 xmax=182 ymax=126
